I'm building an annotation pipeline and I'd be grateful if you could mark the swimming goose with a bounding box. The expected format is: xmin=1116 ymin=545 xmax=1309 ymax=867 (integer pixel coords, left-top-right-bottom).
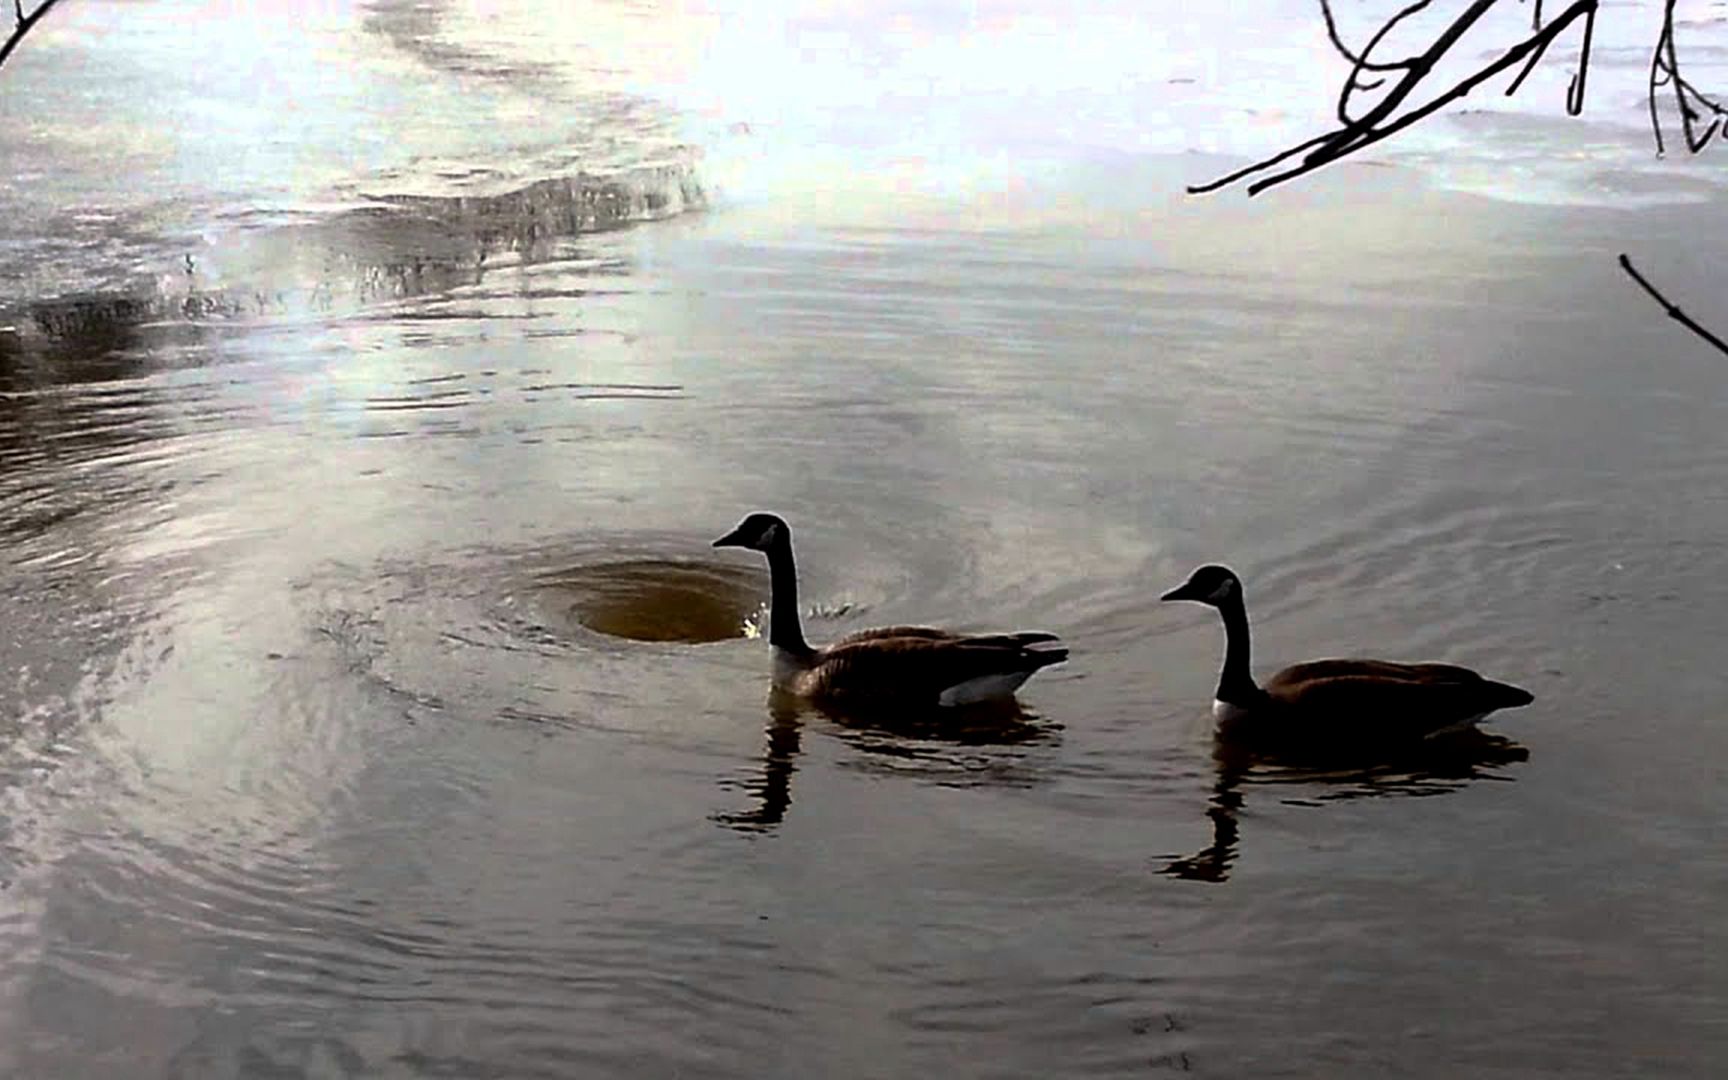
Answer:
xmin=712 ymin=512 xmax=1068 ymax=706
xmin=1160 ymin=564 xmax=1532 ymax=747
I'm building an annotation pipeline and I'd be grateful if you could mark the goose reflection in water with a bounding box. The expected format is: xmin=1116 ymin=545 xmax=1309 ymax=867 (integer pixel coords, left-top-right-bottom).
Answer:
xmin=713 ymin=690 xmax=1057 ymax=833
xmin=1161 ymin=728 xmax=1530 ymax=884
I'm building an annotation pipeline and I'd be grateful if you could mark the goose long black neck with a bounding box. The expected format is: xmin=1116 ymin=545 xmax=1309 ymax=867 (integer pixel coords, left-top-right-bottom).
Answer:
xmin=1215 ymin=592 xmax=1264 ymax=707
xmin=763 ymin=535 xmax=813 ymax=658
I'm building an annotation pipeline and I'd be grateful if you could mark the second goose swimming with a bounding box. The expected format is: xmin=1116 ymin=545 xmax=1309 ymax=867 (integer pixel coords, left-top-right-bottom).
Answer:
xmin=1161 ymin=564 xmax=1533 ymax=749
xmin=713 ymin=512 xmax=1068 ymax=707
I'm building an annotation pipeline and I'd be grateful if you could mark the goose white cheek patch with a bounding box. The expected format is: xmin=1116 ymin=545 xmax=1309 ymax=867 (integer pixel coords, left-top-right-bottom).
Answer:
xmin=1207 ymin=580 xmax=1235 ymax=603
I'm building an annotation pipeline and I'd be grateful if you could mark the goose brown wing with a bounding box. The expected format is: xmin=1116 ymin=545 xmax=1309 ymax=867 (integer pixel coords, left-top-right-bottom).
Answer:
xmin=831 ymin=625 xmax=960 ymax=646
xmin=809 ymin=632 xmax=1066 ymax=700
xmin=1266 ymin=658 xmax=1489 ymax=689
xmin=1265 ymin=672 xmax=1527 ymax=739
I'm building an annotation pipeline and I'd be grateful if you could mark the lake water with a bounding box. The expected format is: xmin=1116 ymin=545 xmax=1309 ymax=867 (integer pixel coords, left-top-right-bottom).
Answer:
xmin=3 ymin=1 xmax=1727 ymax=1076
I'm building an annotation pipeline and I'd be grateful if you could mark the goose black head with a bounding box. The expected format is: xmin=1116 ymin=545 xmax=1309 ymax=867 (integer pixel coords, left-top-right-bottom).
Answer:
xmin=1160 ymin=564 xmax=1242 ymax=606
xmin=713 ymin=512 xmax=791 ymax=552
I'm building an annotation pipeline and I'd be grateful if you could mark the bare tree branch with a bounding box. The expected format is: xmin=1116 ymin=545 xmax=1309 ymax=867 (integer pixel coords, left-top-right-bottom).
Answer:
xmin=1195 ymin=0 xmax=1728 ymax=197
xmin=1191 ymin=5 xmax=1728 ymax=358
xmin=1618 ymin=254 xmax=1728 ymax=359
xmin=1192 ymin=0 xmax=1599 ymax=196
xmin=1648 ymin=0 xmax=1728 ymax=156
xmin=1332 ymin=0 xmax=1466 ymax=129
xmin=2 ymin=0 xmax=66 ymax=75
xmin=1194 ymin=0 xmax=1600 ymax=196
xmin=1319 ymin=0 xmax=1417 ymax=75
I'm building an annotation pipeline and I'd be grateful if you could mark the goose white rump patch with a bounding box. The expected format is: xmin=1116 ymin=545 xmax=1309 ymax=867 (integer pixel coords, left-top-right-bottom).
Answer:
xmin=938 ymin=671 xmax=1032 ymax=707
xmin=1423 ymin=712 xmax=1488 ymax=739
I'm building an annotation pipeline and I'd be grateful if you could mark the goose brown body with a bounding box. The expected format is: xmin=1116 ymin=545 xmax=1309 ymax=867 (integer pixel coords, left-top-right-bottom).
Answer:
xmin=789 ymin=628 xmax=1066 ymax=703
xmin=714 ymin=514 xmax=1067 ymax=707
xmin=1161 ymin=564 xmax=1533 ymax=748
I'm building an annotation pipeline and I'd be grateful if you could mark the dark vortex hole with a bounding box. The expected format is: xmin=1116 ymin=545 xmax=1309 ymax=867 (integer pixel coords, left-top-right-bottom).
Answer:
xmin=540 ymin=559 xmax=764 ymax=644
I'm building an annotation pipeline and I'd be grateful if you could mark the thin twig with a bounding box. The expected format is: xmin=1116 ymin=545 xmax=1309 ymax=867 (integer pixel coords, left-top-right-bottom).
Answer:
xmin=1335 ymin=0 xmax=1487 ymax=130
xmin=1188 ymin=131 xmax=1338 ymax=196
xmin=1618 ymin=254 xmax=1728 ymax=359
xmin=1565 ymin=2 xmax=1593 ymax=114
xmin=1319 ymin=0 xmax=1414 ymax=74
xmin=1 ymin=0 xmax=66 ymax=75
xmin=1647 ymin=0 xmax=1728 ymax=156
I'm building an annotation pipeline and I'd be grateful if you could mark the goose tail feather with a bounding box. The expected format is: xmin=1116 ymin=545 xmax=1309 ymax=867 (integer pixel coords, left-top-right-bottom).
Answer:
xmin=1483 ymin=680 xmax=1535 ymax=710
xmin=1019 ymin=636 xmax=1069 ymax=671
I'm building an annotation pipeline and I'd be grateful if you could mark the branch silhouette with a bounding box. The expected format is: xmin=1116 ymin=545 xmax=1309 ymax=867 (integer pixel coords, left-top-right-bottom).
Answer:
xmin=1648 ymin=0 xmax=1728 ymax=155
xmin=1617 ymin=254 xmax=1728 ymax=359
xmin=1 ymin=0 xmax=65 ymax=75
xmin=1192 ymin=0 xmax=1601 ymax=196
xmin=1193 ymin=4 xmax=1728 ymax=352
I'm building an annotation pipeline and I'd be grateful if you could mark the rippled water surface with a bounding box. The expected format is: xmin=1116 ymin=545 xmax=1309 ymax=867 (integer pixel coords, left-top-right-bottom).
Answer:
xmin=4 ymin=2 xmax=1728 ymax=1077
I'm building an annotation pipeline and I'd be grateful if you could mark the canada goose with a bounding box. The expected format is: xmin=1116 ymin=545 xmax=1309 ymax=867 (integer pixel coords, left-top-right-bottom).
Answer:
xmin=1160 ymin=564 xmax=1532 ymax=747
xmin=712 ymin=512 xmax=1068 ymax=706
